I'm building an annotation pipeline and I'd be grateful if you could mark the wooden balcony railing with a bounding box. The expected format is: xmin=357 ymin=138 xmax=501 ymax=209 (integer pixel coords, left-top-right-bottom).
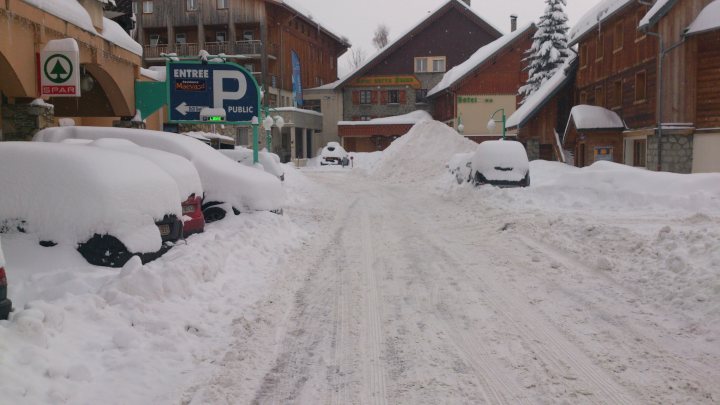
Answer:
xmin=143 ymin=41 xmax=275 ymax=59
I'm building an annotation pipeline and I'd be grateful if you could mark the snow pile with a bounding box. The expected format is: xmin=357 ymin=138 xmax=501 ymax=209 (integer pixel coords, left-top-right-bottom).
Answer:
xmin=87 ymin=138 xmax=203 ymax=200
xmin=141 ymin=66 xmax=167 ymax=82
xmin=567 ymin=104 xmax=625 ymax=130
xmin=34 ymin=127 xmax=285 ymax=212
xmin=430 ymin=23 xmax=534 ymax=97
xmin=0 ymin=142 xmax=181 ymax=253
xmin=0 ymin=211 xmax=305 ymax=404
xmin=370 ymin=120 xmax=478 ymax=183
xmin=338 ymin=110 xmax=432 ymax=126
xmin=470 ymin=140 xmax=529 ymax=182
xmin=479 ymin=160 xmax=720 ymax=215
xmin=686 ymin=0 xmax=720 ymax=36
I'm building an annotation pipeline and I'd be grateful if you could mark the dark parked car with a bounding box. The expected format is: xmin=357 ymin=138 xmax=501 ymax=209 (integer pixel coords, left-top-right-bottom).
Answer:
xmin=470 ymin=140 xmax=530 ymax=188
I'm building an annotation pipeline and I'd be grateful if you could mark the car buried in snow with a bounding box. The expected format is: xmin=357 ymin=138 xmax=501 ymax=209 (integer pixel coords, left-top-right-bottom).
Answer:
xmin=0 ymin=142 xmax=183 ymax=267
xmin=34 ymin=126 xmax=286 ymax=223
xmin=447 ymin=152 xmax=475 ymax=184
xmin=470 ymin=140 xmax=530 ymax=188
xmin=219 ymin=147 xmax=286 ymax=182
xmin=0 ymin=238 xmax=11 ymax=320
xmin=320 ymin=142 xmax=349 ymax=166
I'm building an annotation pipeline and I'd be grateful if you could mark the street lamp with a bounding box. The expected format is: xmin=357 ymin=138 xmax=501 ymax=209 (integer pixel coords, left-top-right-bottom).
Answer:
xmin=263 ymin=114 xmax=274 ymax=153
xmin=274 ymin=115 xmax=285 ymax=154
xmin=487 ymin=108 xmax=506 ymax=140
xmin=251 ymin=116 xmax=259 ymax=164
xmin=457 ymin=113 xmax=464 ymax=134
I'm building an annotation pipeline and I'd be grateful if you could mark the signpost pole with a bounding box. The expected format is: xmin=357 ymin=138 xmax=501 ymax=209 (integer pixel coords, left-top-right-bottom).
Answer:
xmin=251 ymin=116 xmax=259 ymax=164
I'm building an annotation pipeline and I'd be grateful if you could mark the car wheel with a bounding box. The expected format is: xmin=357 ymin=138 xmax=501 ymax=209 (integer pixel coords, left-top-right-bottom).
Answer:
xmin=521 ymin=172 xmax=531 ymax=187
xmin=77 ymin=234 xmax=134 ymax=268
xmin=473 ymin=171 xmax=483 ymax=186
xmin=203 ymin=206 xmax=226 ymax=223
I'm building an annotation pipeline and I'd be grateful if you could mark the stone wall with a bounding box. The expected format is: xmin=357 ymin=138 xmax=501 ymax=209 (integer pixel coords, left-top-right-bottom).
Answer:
xmin=525 ymin=138 xmax=540 ymax=161
xmin=1 ymin=101 xmax=55 ymax=141
xmin=646 ymin=133 xmax=693 ymax=173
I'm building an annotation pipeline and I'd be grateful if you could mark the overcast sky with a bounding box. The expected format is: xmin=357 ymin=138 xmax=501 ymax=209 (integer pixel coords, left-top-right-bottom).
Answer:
xmin=289 ymin=0 xmax=599 ymax=76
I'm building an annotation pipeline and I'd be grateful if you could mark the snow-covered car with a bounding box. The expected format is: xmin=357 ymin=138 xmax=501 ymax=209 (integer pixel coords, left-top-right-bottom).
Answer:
xmin=0 ymin=142 xmax=183 ymax=267
xmin=0 ymin=238 xmax=11 ymax=320
xmin=219 ymin=147 xmax=285 ymax=181
xmin=320 ymin=142 xmax=349 ymax=166
xmin=34 ymin=127 xmax=286 ymax=223
xmin=470 ymin=140 xmax=530 ymax=187
xmin=447 ymin=152 xmax=475 ymax=184
xmin=84 ymin=138 xmax=206 ymax=236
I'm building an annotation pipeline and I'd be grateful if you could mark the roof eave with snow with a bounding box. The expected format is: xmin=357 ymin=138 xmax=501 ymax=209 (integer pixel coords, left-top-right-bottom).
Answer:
xmin=685 ymin=0 xmax=720 ymax=36
xmin=568 ymin=0 xmax=636 ymax=46
xmin=638 ymin=0 xmax=679 ymax=30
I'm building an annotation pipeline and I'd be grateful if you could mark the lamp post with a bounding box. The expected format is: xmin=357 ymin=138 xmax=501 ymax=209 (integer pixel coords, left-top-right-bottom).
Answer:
xmin=487 ymin=108 xmax=506 ymax=140
xmin=457 ymin=113 xmax=464 ymax=134
xmin=274 ymin=115 xmax=285 ymax=154
xmin=263 ymin=114 xmax=274 ymax=153
xmin=251 ymin=116 xmax=259 ymax=164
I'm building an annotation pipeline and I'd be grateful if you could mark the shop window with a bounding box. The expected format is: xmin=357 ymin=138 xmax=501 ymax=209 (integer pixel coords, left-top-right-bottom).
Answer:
xmin=186 ymin=0 xmax=198 ymax=11
xmin=635 ymin=70 xmax=646 ymax=102
xmin=142 ymin=0 xmax=153 ymax=14
xmin=217 ymin=0 xmax=228 ymax=9
xmin=360 ymin=90 xmax=372 ymax=105
xmin=613 ymin=21 xmax=624 ymax=51
xmin=387 ymin=90 xmax=400 ymax=104
xmin=415 ymin=89 xmax=428 ymax=104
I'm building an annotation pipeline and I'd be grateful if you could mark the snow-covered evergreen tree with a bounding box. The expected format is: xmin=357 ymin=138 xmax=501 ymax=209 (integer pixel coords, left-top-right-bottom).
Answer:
xmin=518 ymin=0 xmax=570 ymax=103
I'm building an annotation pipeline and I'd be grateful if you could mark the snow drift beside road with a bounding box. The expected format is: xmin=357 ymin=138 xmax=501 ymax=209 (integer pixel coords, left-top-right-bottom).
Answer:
xmin=370 ymin=120 xmax=478 ymax=183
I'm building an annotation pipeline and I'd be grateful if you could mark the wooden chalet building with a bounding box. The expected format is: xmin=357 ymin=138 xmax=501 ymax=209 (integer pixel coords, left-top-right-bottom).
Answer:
xmin=332 ymin=0 xmax=502 ymax=152
xmin=428 ymin=21 xmax=536 ymax=144
xmin=564 ymin=0 xmax=720 ymax=173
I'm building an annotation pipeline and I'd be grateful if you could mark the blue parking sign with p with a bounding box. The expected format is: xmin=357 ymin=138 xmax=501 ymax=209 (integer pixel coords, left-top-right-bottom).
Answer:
xmin=167 ymin=62 xmax=260 ymax=124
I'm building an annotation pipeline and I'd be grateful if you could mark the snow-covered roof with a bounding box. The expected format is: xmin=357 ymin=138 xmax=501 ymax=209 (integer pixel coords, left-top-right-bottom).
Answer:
xmin=23 ymin=0 xmax=142 ymax=56
xmin=269 ymin=0 xmax=349 ymax=47
xmin=506 ymin=54 xmax=577 ymax=129
xmin=140 ymin=67 xmax=165 ymax=82
xmin=338 ymin=110 xmax=432 ymax=126
xmin=686 ymin=0 xmax=720 ymax=36
xmin=428 ymin=23 xmax=535 ymax=97
xmin=567 ymin=105 xmax=625 ymax=130
xmin=568 ymin=0 xmax=635 ymax=45
xmin=329 ymin=0 xmax=502 ymax=90
xmin=638 ymin=0 xmax=677 ymax=29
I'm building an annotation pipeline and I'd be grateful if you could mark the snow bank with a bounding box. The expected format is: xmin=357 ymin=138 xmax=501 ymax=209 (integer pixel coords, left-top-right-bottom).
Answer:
xmin=34 ymin=127 xmax=285 ymax=212
xmin=0 ymin=142 xmax=181 ymax=253
xmin=370 ymin=120 xmax=478 ymax=183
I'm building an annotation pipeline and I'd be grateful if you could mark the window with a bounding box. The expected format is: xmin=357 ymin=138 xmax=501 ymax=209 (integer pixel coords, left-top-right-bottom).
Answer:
xmin=613 ymin=21 xmax=624 ymax=51
xmin=415 ymin=89 xmax=428 ymax=104
xmin=635 ymin=70 xmax=647 ymax=102
xmin=360 ymin=90 xmax=372 ymax=105
xmin=243 ymin=30 xmax=254 ymax=41
xmin=596 ymin=33 xmax=604 ymax=60
xmin=217 ymin=0 xmax=228 ymax=9
xmin=580 ymin=44 xmax=588 ymax=67
xmin=216 ymin=32 xmax=226 ymax=43
xmin=387 ymin=90 xmax=400 ymax=104
xmin=187 ymin=0 xmax=198 ymax=11
xmin=612 ymin=80 xmax=622 ymax=108
xmin=360 ymin=116 xmax=373 ymax=121
xmin=633 ymin=139 xmax=647 ymax=166
xmin=176 ymin=33 xmax=186 ymax=44
xmin=132 ymin=1 xmax=138 ymax=14
xmin=635 ymin=10 xmax=646 ymax=40
xmin=579 ymin=90 xmax=588 ymax=104
xmin=149 ymin=34 xmax=160 ymax=46
xmin=142 ymin=0 xmax=153 ymax=14
xmin=414 ymin=56 xmax=446 ymax=73
xmin=595 ymin=85 xmax=605 ymax=107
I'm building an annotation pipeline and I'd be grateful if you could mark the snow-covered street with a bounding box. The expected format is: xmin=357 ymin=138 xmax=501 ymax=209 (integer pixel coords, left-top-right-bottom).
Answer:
xmin=2 ymin=122 xmax=720 ymax=404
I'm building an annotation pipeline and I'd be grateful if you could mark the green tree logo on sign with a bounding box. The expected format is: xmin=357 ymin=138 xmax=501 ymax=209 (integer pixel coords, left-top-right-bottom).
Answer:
xmin=44 ymin=55 xmax=73 ymax=84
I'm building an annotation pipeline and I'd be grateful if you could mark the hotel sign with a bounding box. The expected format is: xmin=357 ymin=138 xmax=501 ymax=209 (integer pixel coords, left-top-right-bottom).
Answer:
xmin=349 ymin=75 xmax=422 ymax=89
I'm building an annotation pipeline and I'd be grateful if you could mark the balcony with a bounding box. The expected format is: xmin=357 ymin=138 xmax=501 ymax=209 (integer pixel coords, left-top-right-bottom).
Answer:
xmin=235 ymin=40 xmax=263 ymax=55
xmin=143 ymin=41 xmax=276 ymax=60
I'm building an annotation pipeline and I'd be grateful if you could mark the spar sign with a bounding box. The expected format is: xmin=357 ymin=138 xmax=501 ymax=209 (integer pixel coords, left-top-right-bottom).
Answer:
xmin=40 ymin=38 xmax=81 ymax=97
xmin=167 ymin=61 xmax=260 ymax=124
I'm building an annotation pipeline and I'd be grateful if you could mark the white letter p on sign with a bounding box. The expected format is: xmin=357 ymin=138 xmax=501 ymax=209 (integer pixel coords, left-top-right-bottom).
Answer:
xmin=213 ymin=70 xmax=247 ymax=108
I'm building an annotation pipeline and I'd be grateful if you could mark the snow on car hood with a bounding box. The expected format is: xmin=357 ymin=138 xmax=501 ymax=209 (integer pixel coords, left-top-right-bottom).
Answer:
xmin=220 ymin=148 xmax=285 ymax=179
xmin=0 ymin=143 xmax=181 ymax=253
xmin=321 ymin=142 xmax=348 ymax=159
xmin=34 ymin=127 xmax=285 ymax=212
xmin=470 ymin=140 xmax=530 ymax=182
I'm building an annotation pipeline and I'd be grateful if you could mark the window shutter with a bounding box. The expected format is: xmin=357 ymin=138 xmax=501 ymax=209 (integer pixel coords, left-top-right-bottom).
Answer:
xmin=371 ymin=91 xmax=379 ymax=104
xmin=352 ymin=91 xmax=360 ymax=105
xmin=381 ymin=91 xmax=388 ymax=104
xmin=399 ymin=90 xmax=406 ymax=104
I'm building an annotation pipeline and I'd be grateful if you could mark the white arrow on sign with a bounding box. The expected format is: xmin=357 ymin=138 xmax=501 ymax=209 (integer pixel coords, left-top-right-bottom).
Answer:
xmin=175 ymin=102 xmax=209 ymax=116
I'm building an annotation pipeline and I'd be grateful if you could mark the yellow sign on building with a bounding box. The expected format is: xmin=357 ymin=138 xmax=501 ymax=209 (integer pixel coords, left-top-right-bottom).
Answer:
xmin=349 ymin=75 xmax=422 ymax=89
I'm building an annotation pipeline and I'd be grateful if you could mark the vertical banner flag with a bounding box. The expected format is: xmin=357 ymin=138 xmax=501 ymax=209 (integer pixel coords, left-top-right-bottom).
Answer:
xmin=291 ymin=50 xmax=303 ymax=107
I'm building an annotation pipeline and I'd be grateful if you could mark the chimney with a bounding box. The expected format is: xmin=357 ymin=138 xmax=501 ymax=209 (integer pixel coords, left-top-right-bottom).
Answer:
xmin=510 ymin=14 xmax=518 ymax=32
xmin=461 ymin=0 xmax=471 ymax=7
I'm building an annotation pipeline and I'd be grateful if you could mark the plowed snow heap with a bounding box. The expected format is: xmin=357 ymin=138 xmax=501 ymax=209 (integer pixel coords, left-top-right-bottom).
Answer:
xmin=370 ymin=120 xmax=477 ymax=183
